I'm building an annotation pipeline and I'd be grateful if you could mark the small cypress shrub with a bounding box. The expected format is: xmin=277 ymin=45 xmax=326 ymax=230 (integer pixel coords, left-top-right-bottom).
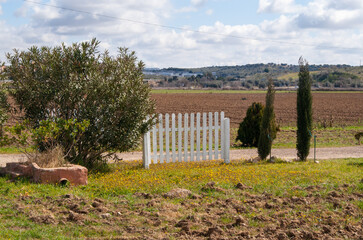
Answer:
xmin=236 ymin=102 xmax=264 ymax=147
xmin=296 ymin=57 xmax=313 ymax=161
xmin=258 ymin=78 xmax=277 ymax=160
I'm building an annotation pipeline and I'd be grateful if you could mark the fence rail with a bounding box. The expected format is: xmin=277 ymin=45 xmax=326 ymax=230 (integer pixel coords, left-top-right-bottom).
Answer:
xmin=143 ymin=112 xmax=230 ymax=169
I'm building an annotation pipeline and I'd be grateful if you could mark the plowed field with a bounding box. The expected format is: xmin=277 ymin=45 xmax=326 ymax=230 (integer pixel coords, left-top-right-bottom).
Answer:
xmin=152 ymin=92 xmax=363 ymax=127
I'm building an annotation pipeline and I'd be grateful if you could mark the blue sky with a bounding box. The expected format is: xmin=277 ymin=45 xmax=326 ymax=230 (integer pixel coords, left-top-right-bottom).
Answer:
xmin=0 ymin=0 xmax=362 ymax=67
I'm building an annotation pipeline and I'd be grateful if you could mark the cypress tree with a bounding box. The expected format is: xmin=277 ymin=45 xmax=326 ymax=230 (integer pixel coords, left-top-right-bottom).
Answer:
xmin=258 ymin=78 xmax=277 ymax=160
xmin=296 ymin=57 xmax=313 ymax=161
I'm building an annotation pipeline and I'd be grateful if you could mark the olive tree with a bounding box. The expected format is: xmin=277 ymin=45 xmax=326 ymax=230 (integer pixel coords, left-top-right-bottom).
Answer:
xmin=4 ymin=39 xmax=155 ymax=168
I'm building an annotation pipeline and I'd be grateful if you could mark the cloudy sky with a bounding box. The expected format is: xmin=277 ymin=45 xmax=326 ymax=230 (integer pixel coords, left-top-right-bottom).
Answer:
xmin=0 ymin=0 xmax=362 ymax=68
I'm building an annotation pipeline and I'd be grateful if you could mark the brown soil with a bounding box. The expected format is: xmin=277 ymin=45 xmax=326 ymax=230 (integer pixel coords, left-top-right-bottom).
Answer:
xmin=152 ymin=92 xmax=363 ymax=127
xmin=9 ymin=183 xmax=363 ymax=239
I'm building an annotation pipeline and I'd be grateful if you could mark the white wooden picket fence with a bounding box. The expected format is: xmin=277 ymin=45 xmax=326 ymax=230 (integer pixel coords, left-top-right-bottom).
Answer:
xmin=142 ymin=112 xmax=230 ymax=169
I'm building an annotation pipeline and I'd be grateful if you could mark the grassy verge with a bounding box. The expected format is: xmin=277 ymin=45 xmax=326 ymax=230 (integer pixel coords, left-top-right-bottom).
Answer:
xmin=232 ymin=125 xmax=363 ymax=149
xmin=0 ymin=158 xmax=362 ymax=239
xmin=0 ymin=146 xmax=34 ymax=154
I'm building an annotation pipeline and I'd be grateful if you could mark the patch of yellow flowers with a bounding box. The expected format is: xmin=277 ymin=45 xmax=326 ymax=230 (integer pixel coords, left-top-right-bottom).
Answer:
xmin=88 ymin=159 xmax=329 ymax=195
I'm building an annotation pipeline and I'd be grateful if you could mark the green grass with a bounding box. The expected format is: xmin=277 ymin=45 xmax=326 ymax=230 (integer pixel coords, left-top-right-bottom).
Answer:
xmin=0 ymin=158 xmax=362 ymax=238
xmin=2 ymin=158 xmax=361 ymax=197
xmin=0 ymin=146 xmax=34 ymax=154
xmin=89 ymin=158 xmax=363 ymax=195
xmin=273 ymin=125 xmax=363 ymax=148
xmin=232 ymin=124 xmax=363 ymax=149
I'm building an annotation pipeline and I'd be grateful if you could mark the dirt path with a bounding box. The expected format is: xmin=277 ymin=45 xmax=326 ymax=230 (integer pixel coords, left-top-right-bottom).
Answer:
xmin=1 ymin=146 xmax=362 ymax=167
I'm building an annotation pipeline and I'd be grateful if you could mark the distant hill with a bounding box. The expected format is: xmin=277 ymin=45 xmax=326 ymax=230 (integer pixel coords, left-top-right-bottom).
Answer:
xmin=144 ymin=64 xmax=363 ymax=89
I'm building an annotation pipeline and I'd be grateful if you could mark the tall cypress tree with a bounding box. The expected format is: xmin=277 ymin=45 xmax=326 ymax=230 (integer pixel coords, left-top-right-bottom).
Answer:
xmin=258 ymin=78 xmax=277 ymax=160
xmin=296 ymin=57 xmax=313 ymax=161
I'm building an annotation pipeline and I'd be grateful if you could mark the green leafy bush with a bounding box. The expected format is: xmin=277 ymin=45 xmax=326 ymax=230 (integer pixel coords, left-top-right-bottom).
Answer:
xmin=3 ymin=39 xmax=155 ymax=169
xmin=0 ymin=88 xmax=9 ymax=136
xmin=236 ymin=102 xmax=264 ymax=147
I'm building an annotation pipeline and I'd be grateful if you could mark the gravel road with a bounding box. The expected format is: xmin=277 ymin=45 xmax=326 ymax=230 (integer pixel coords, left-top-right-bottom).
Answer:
xmin=1 ymin=146 xmax=362 ymax=167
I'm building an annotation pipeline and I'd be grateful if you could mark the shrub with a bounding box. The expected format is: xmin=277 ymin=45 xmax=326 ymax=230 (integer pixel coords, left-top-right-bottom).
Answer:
xmin=296 ymin=57 xmax=313 ymax=161
xmin=0 ymin=88 xmax=9 ymax=136
xmin=3 ymin=39 xmax=155 ymax=169
xmin=236 ymin=102 xmax=264 ymax=147
xmin=258 ymin=78 xmax=277 ymax=159
xmin=355 ymin=132 xmax=363 ymax=145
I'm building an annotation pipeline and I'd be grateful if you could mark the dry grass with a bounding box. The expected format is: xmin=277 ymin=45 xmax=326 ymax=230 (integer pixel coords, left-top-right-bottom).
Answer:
xmin=26 ymin=145 xmax=69 ymax=168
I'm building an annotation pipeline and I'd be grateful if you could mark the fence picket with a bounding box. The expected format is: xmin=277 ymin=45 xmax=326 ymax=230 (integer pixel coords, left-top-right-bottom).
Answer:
xmin=184 ymin=113 xmax=188 ymax=162
xmin=196 ymin=113 xmax=201 ymax=161
xmin=178 ymin=113 xmax=182 ymax=162
xmin=165 ymin=114 xmax=170 ymax=163
xmin=190 ymin=113 xmax=195 ymax=161
xmin=202 ymin=113 xmax=207 ymax=160
xmin=224 ymin=117 xmax=230 ymax=163
xmin=208 ymin=112 xmax=213 ymax=160
xmin=152 ymin=123 xmax=157 ymax=162
xmin=159 ymin=114 xmax=164 ymax=163
xmin=214 ymin=112 xmax=219 ymax=159
xmin=171 ymin=113 xmax=176 ymax=162
xmin=220 ymin=111 xmax=225 ymax=159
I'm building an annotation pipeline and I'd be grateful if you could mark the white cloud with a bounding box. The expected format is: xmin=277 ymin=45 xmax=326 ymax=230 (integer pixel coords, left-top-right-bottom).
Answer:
xmin=177 ymin=6 xmax=197 ymax=13
xmin=0 ymin=0 xmax=7 ymax=15
xmin=258 ymin=0 xmax=298 ymax=13
xmin=258 ymin=0 xmax=363 ymax=29
xmin=295 ymin=0 xmax=363 ymax=29
xmin=1 ymin=0 xmax=363 ymax=68
xmin=206 ymin=9 xmax=213 ymax=15
xmin=191 ymin=0 xmax=208 ymax=7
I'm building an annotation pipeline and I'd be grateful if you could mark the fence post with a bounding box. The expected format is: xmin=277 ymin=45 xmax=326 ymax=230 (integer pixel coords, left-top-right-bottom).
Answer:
xmin=143 ymin=130 xmax=151 ymax=169
xmin=223 ymin=118 xmax=230 ymax=164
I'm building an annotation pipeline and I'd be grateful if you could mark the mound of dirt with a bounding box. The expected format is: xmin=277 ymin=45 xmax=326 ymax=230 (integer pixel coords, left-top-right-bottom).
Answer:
xmin=7 ymin=183 xmax=363 ymax=239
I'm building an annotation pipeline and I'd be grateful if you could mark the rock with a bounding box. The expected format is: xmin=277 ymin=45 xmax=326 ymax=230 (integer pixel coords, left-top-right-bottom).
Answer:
xmin=233 ymin=215 xmax=245 ymax=226
xmin=267 ymin=156 xmax=277 ymax=163
xmin=253 ymin=156 xmax=261 ymax=163
xmin=133 ymin=192 xmax=152 ymax=199
xmin=94 ymin=198 xmax=104 ymax=203
xmin=0 ymin=162 xmax=88 ymax=186
xmin=163 ymin=188 xmax=192 ymax=199
xmin=235 ymin=182 xmax=252 ymax=190
xmin=205 ymin=226 xmax=223 ymax=237
xmin=63 ymin=194 xmax=73 ymax=199
xmin=30 ymin=214 xmax=56 ymax=224
xmin=175 ymin=219 xmax=189 ymax=228
xmin=32 ymin=163 xmax=88 ymax=186
xmin=202 ymin=182 xmax=226 ymax=192
xmin=92 ymin=201 xmax=101 ymax=208
xmin=0 ymin=162 xmax=33 ymax=179
xmin=68 ymin=211 xmax=83 ymax=222
xmin=101 ymin=213 xmax=111 ymax=219
xmin=277 ymin=232 xmax=288 ymax=240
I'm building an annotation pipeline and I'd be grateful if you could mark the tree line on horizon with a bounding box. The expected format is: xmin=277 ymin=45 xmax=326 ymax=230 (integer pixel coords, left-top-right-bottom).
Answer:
xmin=145 ymin=63 xmax=363 ymax=89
